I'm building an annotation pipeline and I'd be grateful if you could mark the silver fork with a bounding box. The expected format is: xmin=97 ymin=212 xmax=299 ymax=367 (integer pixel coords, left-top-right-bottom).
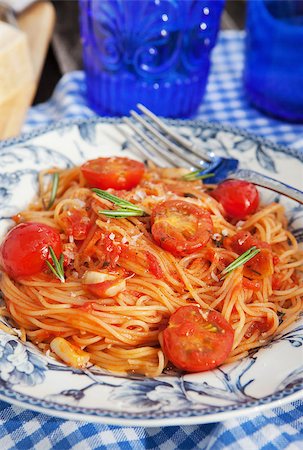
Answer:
xmin=119 ymin=103 xmax=303 ymax=205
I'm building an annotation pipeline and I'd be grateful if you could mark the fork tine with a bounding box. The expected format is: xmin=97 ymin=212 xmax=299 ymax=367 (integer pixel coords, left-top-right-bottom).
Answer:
xmin=117 ymin=123 xmax=163 ymax=164
xmin=137 ymin=103 xmax=213 ymax=162
xmin=129 ymin=110 xmax=204 ymax=169
xmin=123 ymin=117 xmax=179 ymax=167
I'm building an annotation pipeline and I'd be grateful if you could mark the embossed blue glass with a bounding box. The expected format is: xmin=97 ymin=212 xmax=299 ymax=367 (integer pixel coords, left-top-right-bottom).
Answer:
xmin=79 ymin=0 xmax=224 ymax=118
xmin=244 ymin=0 xmax=303 ymax=122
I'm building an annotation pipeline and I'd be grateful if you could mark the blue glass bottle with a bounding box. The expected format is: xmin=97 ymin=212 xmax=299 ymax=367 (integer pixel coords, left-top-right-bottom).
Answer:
xmin=244 ymin=0 xmax=303 ymax=122
xmin=79 ymin=0 xmax=224 ymax=118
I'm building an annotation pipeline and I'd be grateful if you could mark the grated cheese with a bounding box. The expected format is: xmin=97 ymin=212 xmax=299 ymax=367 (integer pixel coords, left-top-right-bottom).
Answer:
xmin=129 ymin=233 xmax=142 ymax=245
xmin=133 ymin=190 xmax=146 ymax=201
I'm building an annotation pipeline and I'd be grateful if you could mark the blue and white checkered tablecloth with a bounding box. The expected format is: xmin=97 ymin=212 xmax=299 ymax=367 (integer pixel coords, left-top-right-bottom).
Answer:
xmin=23 ymin=31 xmax=303 ymax=148
xmin=0 ymin=31 xmax=302 ymax=449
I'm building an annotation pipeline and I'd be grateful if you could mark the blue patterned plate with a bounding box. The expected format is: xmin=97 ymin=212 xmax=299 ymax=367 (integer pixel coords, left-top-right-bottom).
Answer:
xmin=0 ymin=118 xmax=302 ymax=426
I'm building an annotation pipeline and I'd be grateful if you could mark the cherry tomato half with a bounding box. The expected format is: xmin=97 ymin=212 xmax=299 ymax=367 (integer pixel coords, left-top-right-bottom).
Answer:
xmin=162 ymin=305 xmax=234 ymax=372
xmin=0 ymin=222 xmax=62 ymax=279
xmin=151 ymin=200 xmax=213 ymax=257
xmin=211 ymin=180 xmax=259 ymax=220
xmin=81 ymin=157 xmax=145 ymax=190
xmin=224 ymin=230 xmax=273 ymax=279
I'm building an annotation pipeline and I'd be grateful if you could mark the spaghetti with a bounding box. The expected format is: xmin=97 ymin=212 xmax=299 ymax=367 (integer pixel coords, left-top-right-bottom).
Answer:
xmin=0 ymin=159 xmax=302 ymax=377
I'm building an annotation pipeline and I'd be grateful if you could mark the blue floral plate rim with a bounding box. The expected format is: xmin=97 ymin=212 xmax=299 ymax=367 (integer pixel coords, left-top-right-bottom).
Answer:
xmin=0 ymin=385 xmax=302 ymax=427
xmin=0 ymin=115 xmax=302 ymax=162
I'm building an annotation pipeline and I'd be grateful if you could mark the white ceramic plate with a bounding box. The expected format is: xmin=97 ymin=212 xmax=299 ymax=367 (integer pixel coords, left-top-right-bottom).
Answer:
xmin=0 ymin=118 xmax=302 ymax=426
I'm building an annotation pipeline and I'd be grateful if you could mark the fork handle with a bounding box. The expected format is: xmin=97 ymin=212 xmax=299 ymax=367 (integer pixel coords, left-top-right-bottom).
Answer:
xmin=228 ymin=169 xmax=303 ymax=205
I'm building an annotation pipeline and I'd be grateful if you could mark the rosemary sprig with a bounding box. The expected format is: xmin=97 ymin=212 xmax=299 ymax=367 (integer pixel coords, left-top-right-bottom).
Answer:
xmin=46 ymin=246 xmax=65 ymax=283
xmin=47 ymin=172 xmax=59 ymax=209
xmin=97 ymin=210 xmax=147 ymax=218
xmin=92 ymin=189 xmax=143 ymax=211
xmin=220 ymin=246 xmax=260 ymax=280
xmin=92 ymin=188 xmax=147 ymax=218
xmin=182 ymin=170 xmax=215 ymax=181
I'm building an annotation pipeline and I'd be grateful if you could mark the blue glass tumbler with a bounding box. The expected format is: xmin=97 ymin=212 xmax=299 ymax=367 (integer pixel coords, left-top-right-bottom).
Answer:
xmin=244 ymin=0 xmax=303 ymax=122
xmin=79 ymin=0 xmax=224 ymax=118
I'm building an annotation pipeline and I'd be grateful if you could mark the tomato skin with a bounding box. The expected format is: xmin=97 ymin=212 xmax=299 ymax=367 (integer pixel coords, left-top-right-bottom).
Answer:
xmin=0 ymin=222 xmax=62 ymax=279
xmin=85 ymin=280 xmax=119 ymax=298
xmin=61 ymin=208 xmax=90 ymax=240
xmin=224 ymin=230 xmax=270 ymax=253
xmin=244 ymin=317 xmax=272 ymax=338
xmin=81 ymin=157 xmax=145 ymax=190
xmin=211 ymin=180 xmax=259 ymax=220
xmin=146 ymin=251 xmax=163 ymax=279
xmin=242 ymin=278 xmax=261 ymax=291
xmin=162 ymin=305 xmax=234 ymax=372
xmin=151 ymin=200 xmax=213 ymax=257
xmin=224 ymin=230 xmax=273 ymax=279
xmin=97 ymin=233 xmax=123 ymax=268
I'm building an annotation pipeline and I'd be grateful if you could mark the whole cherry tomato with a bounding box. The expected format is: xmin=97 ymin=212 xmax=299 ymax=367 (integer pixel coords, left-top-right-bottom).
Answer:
xmin=151 ymin=200 xmax=213 ymax=257
xmin=162 ymin=305 xmax=234 ymax=372
xmin=0 ymin=222 xmax=62 ymax=279
xmin=211 ymin=180 xmax=259 ymax=220
xmin=81 ymin=157 xmax=145 ymax=190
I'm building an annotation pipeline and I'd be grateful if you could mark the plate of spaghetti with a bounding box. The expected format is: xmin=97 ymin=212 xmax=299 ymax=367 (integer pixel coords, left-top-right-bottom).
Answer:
xmin=0 ymin=117 xmax=302 ymax=426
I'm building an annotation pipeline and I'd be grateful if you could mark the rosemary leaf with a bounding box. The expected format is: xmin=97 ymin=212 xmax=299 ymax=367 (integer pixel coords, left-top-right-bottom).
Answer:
xmin=47 ymin=173 xmax=59 ymax=209
xmin=182 ymin=170 xmax=215 ymax=181
xmin=92 ymin=188 xmax=143 ymax=212
xmin=98 ymin=209 xmax=147 ymax=218
xmin=93 ymin=188 xmax=147 ymax=218
xmin=46 ymin=246 xmax=65 ymax=283
xmin=221 ymin=246 xmax=260 ymax=279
